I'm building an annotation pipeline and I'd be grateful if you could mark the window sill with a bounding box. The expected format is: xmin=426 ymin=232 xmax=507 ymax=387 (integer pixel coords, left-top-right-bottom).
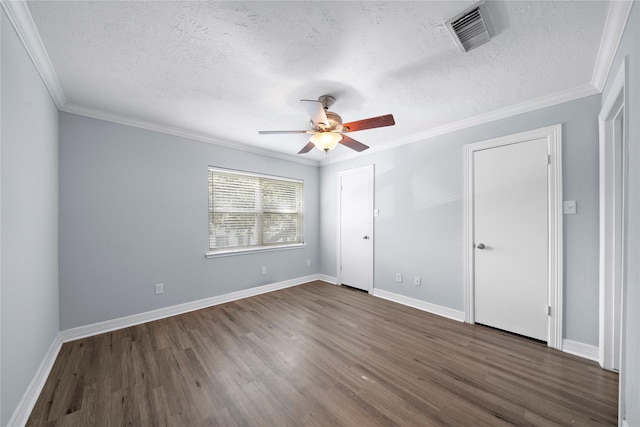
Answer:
xmin=205 ymin=243 xmax=307 ymax=259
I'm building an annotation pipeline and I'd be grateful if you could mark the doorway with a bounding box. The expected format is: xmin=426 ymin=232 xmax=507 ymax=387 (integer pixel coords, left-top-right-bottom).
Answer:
xmin=464 ymin=125 xmax=563 ymax=349
xmin=337 ymin=165 xmax=374 ymax=292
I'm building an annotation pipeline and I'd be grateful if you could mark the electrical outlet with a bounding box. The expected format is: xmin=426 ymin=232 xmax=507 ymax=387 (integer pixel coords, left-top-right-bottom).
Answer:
xmin=395 ymin=273 xmax=402 ymax=283
xmin=261 ymin=266 xmax=267 ymax=275
xmin=155 ymin=283 xmax=164 ymax=295
xmin=414 ymin=276 xmax=421 ymax=286
xmin=306 ymin=259 xmax=311 ymax=266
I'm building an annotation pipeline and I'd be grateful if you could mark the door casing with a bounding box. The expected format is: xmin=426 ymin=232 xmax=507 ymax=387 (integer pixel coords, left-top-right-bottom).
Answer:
xmin=464 ymin=125 xmax=563 ymax=350
xmin=599 ymin=59 xmax=627 ymax=372
xmin=598 ymin=58 xmax=628 ymax=425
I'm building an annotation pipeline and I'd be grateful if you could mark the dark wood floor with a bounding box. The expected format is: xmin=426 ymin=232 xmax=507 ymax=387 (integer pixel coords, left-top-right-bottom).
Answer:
xmin=28 ymin=281 xmax=618 ymax=426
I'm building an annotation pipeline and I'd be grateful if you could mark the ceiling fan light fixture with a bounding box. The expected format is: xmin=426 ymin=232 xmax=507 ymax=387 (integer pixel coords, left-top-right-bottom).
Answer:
xmin=258 ymin=95 xmax=395 ymax=154
xmin=310 ymin=132 xmax=342 ymax=152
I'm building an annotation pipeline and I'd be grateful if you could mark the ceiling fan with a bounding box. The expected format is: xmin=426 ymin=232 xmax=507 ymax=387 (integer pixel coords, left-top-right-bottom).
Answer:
xmin=258 ymin=95 xmax=395 ymax=154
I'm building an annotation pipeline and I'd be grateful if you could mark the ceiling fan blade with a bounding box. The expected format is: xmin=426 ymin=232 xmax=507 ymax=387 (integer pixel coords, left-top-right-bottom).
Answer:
xmin=342 ymin=114 xmax=395 ymax=132
xmin=258 ymin=130 xmax=309 ymax=135
xmin=300 ymin=99 xmax=329 ymax=129
xmin=298 ymin=141 xmax=315 ymax=154
xmin=339 ymin=134 xmax=369 ymax=152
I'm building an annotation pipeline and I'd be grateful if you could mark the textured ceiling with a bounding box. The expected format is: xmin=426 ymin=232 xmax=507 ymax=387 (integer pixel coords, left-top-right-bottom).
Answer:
xmin=26 ymin=1 xmax=610 ymax=163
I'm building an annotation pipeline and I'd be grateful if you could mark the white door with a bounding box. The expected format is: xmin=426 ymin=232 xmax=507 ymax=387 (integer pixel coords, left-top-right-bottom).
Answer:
xmin=339 ymin=166 xmax=374 ymax=292
xmin=473 ymin=138 xmax=549 ymax=341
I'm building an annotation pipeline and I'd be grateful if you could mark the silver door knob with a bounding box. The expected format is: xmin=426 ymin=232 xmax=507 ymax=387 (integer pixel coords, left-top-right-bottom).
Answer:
xmin=363 ymin=236 xmax=370 ymax=240
xmin=476 ymin=243 xmax=485 ymax=249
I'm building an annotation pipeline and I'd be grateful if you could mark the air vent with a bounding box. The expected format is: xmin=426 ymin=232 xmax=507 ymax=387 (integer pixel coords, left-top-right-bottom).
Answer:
xmin=445 ymin=2 xmax=495 ymax=53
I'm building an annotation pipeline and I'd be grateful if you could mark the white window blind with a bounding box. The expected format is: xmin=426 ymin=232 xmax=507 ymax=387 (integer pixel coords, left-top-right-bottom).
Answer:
xmin=208 ymin=168 xmax=304 ymax=253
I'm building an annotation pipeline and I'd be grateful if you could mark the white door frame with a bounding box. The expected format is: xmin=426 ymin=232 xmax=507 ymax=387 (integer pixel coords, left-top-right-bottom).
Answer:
xmin=599 ymin=60 xmax=627 ymax=370
xmin=464 ymin=125 xmax=563 ymax=349
xmin=598 ymin=58 xmax=627 ymax=425
xmin=337 ymin=165 xmax=374 ymax=293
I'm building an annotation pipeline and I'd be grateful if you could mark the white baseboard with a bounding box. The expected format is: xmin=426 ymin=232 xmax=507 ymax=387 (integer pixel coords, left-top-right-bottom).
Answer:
xmin=60 ymin=274 xmax=322 ymax=342
xmin=373 ymin=292 xmax=601 ymax=364
xmin=7 ymin=276 xmax=606 ymax=426
xmin=317 ymin=274 xmax=337 ymax=285
xmin=10 ymin=274 xmax=329 ymax=426
xmin=372 ymin=288 xmax=465 ymax=322
xmin=7 ymin=335 xmax=62 ymax=427
xmin=562 ymin=339 xmax=599 ymax=362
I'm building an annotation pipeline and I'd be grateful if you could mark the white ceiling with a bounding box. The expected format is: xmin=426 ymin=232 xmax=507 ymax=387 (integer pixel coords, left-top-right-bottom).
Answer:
xmin=24 ymin=1 xmax=612 ymax=164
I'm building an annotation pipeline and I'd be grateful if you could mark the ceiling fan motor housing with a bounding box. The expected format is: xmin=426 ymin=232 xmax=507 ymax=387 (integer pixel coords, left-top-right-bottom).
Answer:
xmin=311 ymin=111 xmax=343 ymax=131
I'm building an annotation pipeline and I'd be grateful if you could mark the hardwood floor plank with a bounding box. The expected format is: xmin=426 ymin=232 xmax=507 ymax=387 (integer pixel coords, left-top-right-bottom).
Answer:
xmin=26 ymin=281 xmax=618 ymax=426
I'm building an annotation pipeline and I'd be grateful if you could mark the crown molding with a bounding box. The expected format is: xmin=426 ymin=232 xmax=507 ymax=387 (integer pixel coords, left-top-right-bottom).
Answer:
xmin=321 ymin=83 xmax=600 ymax=166
xmin=3 ymin=0 xmax=627 ymax=168
xmin=61 ymin=103 xmax=320 ymax=167
xmin=0 ymin=0 xmax=66 ymax=108
xmin=591 ymin=0 xmax=634 ymax=91
xmin=1 ymin=0 xmax=317 ymax=166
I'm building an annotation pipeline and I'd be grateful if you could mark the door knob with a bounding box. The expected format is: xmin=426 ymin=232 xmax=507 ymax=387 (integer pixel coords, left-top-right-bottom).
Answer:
xmin=363 ymin=236 xmax=370 ymax=240
xmin=476 ymin=243 xmax=485 ymax=249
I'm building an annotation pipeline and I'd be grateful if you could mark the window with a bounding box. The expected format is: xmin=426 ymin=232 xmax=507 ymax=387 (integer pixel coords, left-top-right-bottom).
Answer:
xmin=208 ymin=167 xmax=304 ymax=254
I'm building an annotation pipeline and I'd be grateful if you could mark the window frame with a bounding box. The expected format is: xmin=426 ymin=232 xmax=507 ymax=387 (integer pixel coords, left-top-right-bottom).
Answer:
xmin=206 ymin=167 xmax=305 ymax=257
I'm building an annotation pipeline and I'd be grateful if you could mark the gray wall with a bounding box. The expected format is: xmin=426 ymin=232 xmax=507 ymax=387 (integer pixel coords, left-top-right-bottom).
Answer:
xmin=1 ymin=11 xmax=60 ymax=426
xmin=603 ymin=2 xmax=639 ymax=425
xmin=3 ymin=3 xmax=635 ymax=424
xmin=59 ymin=113 xmax=320 ymax=330
xmin=320 ymin=94 xmax=602 ymax=346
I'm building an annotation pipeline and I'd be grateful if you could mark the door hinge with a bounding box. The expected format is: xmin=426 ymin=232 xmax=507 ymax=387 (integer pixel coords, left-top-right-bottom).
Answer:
xmin=547 ymin=305 xmax=551 ymax=316
xmin=547 ymin=154 xmax=551 ymax=165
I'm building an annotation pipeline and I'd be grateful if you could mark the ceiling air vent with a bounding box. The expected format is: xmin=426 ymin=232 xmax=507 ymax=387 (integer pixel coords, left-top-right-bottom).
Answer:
xmin=445 ymin=2 xmax=495 ymax=53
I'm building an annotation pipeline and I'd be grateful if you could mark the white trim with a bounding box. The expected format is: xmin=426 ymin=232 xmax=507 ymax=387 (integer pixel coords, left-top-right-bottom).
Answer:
xmin=321 ymin=85 xmax=597 ymax=166
xmin=562 ymin=339 xmax=599 ymax=363
xmin=336 ymin=165 xmax=375 ymax=293
xmin=8 ymin=277 xmax=597 ymax=426
xmin=463 ymin=124 xmax=563 ymax=350
xmin=372 ymin=289 xmax=465 ymax=322
xmin=0 ymin=0 xmax=66 ymax=109
xmin=1 ymin=0 xmax=630 ymax=169
xmin=208 ymin=166 xmax=303 ymax=183
xmin=548 ymin=127 xmax=564 ymax=350
xmin=10 ymin=275 xmax=327 ymax=424
xmin=205 ymin=243 xmax=306 ymax=259
xmin=66 ymin=83 xmax=599 ymax=170
xmin=61 ymin=104 xmax=318 ymax=167
xmin=591 ymin=0 xmax=634 ymax=91
xmin=7 ymin=336 xmax=63 ymax=427
xmin=317 ymin=274 xmax=337 ymax=285
xmin=0 ymin=12 xmax=3 ymax=425
xmin=60 ymin=275 xmax=320 ymax=342
xmin=598 ymin=59 xmax=626 ymax=371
